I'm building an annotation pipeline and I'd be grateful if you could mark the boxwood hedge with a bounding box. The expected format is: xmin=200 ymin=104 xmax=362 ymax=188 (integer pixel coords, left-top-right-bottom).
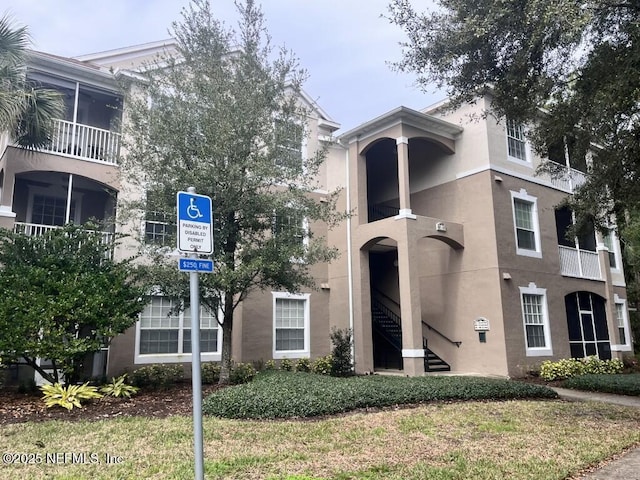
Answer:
xmin=562 ymin=373 xmax=640 ymax=396
xmin=202 ymin=371 xmax=557 ymax=419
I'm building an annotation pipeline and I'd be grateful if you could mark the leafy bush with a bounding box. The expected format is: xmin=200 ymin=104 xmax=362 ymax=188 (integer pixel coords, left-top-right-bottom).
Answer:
xmin=294 ymin=358 xmax=311 ymax=373
xmin=539 ymin=357 xmax=624 ymax=381
xmin=201 ymin=363 xmax=221 ymax=384
xmin=562 ymin=373 xmax=640 ymax=396
xmin=203 ymin=371 xmax=557 ymax=419
xmin=40 ymin=382 xmax=102 ymax=410
xmin=279 ymin=358 xmax=294 ymax=371
xmin=311 ymin=355 xmax=332 ymax=375
xmin=100 ymin=374 xmax=139 ymax=398
xmin=229 ymin=362 xmax=256 ymax=384
xmin=330 ymin=327 xmax=353 ymax=376
xmin=264 ymin=359 xmax=277 ymax=371
xmin=130 ymin=364 xmax=184 ymax=389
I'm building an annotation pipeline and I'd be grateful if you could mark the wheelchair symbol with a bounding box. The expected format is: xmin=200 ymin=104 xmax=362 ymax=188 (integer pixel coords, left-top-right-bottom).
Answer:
xmin=186 ymin=197 xmax=203 ymax=219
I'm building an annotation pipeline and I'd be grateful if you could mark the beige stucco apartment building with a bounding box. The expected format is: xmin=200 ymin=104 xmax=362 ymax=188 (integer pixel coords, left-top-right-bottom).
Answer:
xmin=1 ymin=41 xmax=634 ymax=382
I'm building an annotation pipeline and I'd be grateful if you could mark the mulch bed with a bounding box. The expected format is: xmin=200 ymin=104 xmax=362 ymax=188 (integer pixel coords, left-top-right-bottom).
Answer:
xmin=0 ymin=383 xmax=223 ymax=425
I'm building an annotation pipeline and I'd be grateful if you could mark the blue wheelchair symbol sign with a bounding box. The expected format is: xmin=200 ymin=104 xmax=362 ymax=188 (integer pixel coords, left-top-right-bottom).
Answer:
xmin=177 ymin=191 xmax=213 ymax=254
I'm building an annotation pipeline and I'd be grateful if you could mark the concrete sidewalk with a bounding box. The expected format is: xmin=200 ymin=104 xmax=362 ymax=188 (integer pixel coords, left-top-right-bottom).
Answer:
xmin=549 ymin=387 xmax=640 ymax=480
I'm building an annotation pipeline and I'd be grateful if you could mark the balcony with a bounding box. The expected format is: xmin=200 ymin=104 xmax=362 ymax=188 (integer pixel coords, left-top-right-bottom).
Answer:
xmin=14 ymin=222 xmax=114 ymax=245
xmin=43 ymin=119 xmax=120 ymax=165
xmin=538 ymin=164 xmax=586 ymax=193
xmin=558 ymin=245 xmax=602 ymax=280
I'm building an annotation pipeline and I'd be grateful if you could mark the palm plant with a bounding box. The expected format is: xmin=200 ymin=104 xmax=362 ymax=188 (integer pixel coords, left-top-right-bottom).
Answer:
xmin=0 ymin=14 xmax=64 ymax=150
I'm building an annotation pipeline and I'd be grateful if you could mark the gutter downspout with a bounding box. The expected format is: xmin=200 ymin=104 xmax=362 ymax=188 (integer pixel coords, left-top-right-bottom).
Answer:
xmin=344 ymin=142 xmax=355 ymax=370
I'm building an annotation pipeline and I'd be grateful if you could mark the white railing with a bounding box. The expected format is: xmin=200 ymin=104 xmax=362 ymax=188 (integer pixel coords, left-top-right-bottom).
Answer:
xmin=539 ymin=165 xmax=587 ymax=193
xmin=14 ymin=222 xmax=114 ymax=245
xmin=558 ymin=245 xmax=602 ymax=280
xmin=45 ymin=119 xmax=120 ymax=165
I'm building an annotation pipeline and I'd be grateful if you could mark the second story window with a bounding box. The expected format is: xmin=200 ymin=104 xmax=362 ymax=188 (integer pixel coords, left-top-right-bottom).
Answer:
xmin=274 ymin=119 xmax=303 ymax=170
xmin=144 ymin=210 xmax=175 ymax=247
xmin=506 ymin=120 xmax=527 ymax=162
xmin=511 ymin=190 xmax=541 ymax=258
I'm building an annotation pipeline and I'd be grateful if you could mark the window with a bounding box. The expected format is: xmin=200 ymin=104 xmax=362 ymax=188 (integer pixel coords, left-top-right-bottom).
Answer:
xmin=564 ymin=291 xmax=611 ymax=359
xmin=31 ymin=194 xmax=77 ymax=226
xmin=603 ymin=230 xmax=619 ymax=270
xmin=272 ymin=292 xmax=310 ymax=359
xmin=144 ymin=210 xmax=175 ymax=247
xmin=511 ymin=190 xmax=541 ymax=257
xmin=611 ymin=296 xmax=631 ymax=351
xmin=274 ymin=119 xmax=303 ymax=169
xmin=519 ymin=284 xmax=552 ymax=356
xmin=506 ymin=120 xmax=528 ymax=162
xmin=135 ymin=296 xmax=221 ymax=363
xmin=273 ymin=211 xmax=307 ymax=249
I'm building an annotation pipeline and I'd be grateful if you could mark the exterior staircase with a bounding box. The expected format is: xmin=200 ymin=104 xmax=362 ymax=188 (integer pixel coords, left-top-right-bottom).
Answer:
xmin=371 ymin=293 xmax=451 ymax=373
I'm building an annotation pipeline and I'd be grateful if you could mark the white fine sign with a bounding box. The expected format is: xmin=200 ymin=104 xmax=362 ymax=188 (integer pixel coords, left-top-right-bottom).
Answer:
xmin=177 ymin=191 xmax=213 ymax=254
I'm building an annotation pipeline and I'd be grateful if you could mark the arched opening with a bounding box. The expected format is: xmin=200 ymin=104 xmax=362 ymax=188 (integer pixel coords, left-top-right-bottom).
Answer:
xmin=365 ymin=138 xmax=399 ymax=222
xmin=565 ymin=291 xmax=611 ymax=359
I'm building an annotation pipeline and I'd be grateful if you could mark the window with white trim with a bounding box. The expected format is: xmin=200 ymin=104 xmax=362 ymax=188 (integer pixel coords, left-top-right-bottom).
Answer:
xmin=511 ymin=190 xmax=541 ymax=258
xmin=274 ymin=118 xmax=304 ymax=169
xmin=611 ymin=296 xmax=632 ymax=352
xmin=273 ymin=211 xmax=308 ymax=249
xmin=506 ymin=120 xmax=528 ymax=162
xmin=603 ymin=230 xmax=620 ymax=270
xmin=272 ymin=292 xmax=310 ymax=359
xmin=144 ymin=210 xmax=175 ymax=247
xmin=519 ymin=284 xmax=552 ymax=356
xmin=136 ymin=296 xmax=221 ymax=363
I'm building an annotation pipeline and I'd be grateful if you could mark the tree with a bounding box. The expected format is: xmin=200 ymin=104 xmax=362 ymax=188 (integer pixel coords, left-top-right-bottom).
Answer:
xmin=0 ymin=224 xmax=146 ymax=384
xmin=0 ymin=14 xmax=64 ymax=149
xmin=388 ymin=0 xmax=640 ymax=331
xmin=388 ymin=1 xmax=640 ymax=226
xmin=122 ymin=0 xmax=343 ymax=384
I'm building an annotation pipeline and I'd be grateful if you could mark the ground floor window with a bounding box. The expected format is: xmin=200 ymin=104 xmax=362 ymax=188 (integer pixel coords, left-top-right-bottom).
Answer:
xmin=135 ymin=296 xmax=221 ymax=363
xmin=564 ymin=291 xmax=611 ymax=359
xmin=272 ymin=292 xmax=310 ymax=359
xmin=519 ymin=283 xmax=552 ymax=356
xmin=611 ymin=295 xmax=632 ymax=352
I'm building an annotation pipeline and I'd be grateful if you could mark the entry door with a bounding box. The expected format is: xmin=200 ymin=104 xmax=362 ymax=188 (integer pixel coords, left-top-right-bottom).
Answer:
xmin=565 ymin=292 xmax=611 ymax=359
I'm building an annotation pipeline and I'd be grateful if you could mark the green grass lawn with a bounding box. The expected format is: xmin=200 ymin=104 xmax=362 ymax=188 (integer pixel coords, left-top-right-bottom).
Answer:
xmin=1 ymin=400 xmax=639 ymax=479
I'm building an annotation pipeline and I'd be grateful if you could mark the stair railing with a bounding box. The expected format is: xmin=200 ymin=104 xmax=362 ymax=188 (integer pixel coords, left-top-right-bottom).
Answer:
xmin=422 ymin=321 xmax=462 ymax=348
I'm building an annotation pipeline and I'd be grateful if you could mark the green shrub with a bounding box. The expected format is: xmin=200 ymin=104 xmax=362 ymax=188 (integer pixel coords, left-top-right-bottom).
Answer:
xmin=203 ymin=371 xmax=557 ymax=419
xmin=201 ymin=363 xmax=221 ymax=384
xmin=330 ymin=327 xmax=353 ymax=377
xmin=279 ymin=358 xmax=294 ymax=371
xmin=130 ymin=364 xmax=184 ymax=389
xmin=264 ymin=359 xmax=277 ymax=371
xmin=40 ymin=382 xmax=102 ymax=410
xmin=294 ymin=358 xmax=311 ymax=373
xmin=311 ymin=355 xmax=333 ymax=375
xmin=539 ymin=356 xmax=624 ymax=381
xmin=563 ymin=373 xmax=640 ymax=396
xmin=100 ymin=374 xmax=139 ymax=398
xmin=229 ymin=362 xmax=256 ymax=384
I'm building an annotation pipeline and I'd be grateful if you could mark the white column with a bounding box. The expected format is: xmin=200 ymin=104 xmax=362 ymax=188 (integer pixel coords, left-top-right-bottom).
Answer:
xmin=65 ymin=174 xmax=73 ymax=224
xmin=395 ymin=136 xmax=416 ymax=220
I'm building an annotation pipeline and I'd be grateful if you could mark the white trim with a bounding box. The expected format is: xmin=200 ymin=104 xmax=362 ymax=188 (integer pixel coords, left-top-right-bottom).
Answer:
xmin=402 ymin=348 xmax=425 ymax=358
xmin=272 ymin=292 xmax=311 ymax=359
xmin=456 ymin=164 xmax=572 ymax=193
xmin=134 ymin=296 xmax=222 ymax=364
xmin=505 ymin=120 xmax=532 ymax=165
xmin=0 ymin=205 xmax=16 ymax=218
xmin=510 ymin=189 xmax=542 ymax=258
xmin=519 ymin=283 xmax=553 ymax=356
xmin=610 ymin=295 xmax=632 ymax=352
xmin=394 ymin=209 xmax=417 ymax=220
xmin=396 ymin=136 xmax=409 ymax=145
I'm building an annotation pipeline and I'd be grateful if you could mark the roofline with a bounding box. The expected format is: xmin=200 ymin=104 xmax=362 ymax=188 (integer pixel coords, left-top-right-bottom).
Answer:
xmin=73 ymin=38 xmax=178 ymax=63
xmin=338 ymin=106 xmax=463 ymax=143
xmin=27 ymin=50 xmax=119 ymax=92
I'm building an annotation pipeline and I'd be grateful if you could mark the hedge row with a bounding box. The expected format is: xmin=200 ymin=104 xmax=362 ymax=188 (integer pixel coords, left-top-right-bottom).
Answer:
xmin=562 ymin=373 xmax=640 ymax=396
xmin=202 ymin=371 xmax=557 ymax=419
xmin=539 ymin=357 xmax=624 ymax=381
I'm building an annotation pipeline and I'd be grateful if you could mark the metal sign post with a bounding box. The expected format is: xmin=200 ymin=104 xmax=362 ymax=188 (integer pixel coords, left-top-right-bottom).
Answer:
xmin=177 ymin=187 xmax=213 ymax=480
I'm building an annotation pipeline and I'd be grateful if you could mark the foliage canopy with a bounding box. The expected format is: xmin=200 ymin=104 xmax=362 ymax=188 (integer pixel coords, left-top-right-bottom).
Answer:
xmin=122 ymin=0 xmax=343 ymax=383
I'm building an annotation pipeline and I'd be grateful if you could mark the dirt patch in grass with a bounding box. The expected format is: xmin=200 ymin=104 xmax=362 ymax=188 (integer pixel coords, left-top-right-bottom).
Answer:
xmin=0 ymin=383 xmax=222 ymax=425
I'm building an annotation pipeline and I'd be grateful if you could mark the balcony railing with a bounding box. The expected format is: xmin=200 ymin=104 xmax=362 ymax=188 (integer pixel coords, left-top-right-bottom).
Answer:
xmin=43 ymin=119 xmax=120 ymax=165
xmin=539 ymin=164 xmax=586 ymax=193
xmin=558 ymin=245 xmax=602 ymax=280
xmin=14 ymin=222 xmax=114 ymax=245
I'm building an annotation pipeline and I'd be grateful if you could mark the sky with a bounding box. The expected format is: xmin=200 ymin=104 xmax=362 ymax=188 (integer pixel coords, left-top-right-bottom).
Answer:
xmin=5 ymin=0 xmax=442 ymax=133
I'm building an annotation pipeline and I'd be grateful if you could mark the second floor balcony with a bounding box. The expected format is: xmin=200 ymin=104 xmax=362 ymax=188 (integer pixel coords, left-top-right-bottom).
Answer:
xmin=44 ymin=119 xmax=120 ymax=165
xmin=558 ymin=245 xmax=602 ymax=281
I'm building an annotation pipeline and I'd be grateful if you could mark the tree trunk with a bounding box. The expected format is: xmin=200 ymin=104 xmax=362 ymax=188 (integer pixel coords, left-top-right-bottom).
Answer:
xmin=218 ymin=291 xmax=235 ymax=385
xmin=22 ymin=356 xmax=57 ymax=384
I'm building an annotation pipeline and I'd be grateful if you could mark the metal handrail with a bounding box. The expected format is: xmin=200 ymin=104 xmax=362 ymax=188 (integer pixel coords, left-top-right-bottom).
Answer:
xmin=422 ymin=321 xmax=462 ymax=348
